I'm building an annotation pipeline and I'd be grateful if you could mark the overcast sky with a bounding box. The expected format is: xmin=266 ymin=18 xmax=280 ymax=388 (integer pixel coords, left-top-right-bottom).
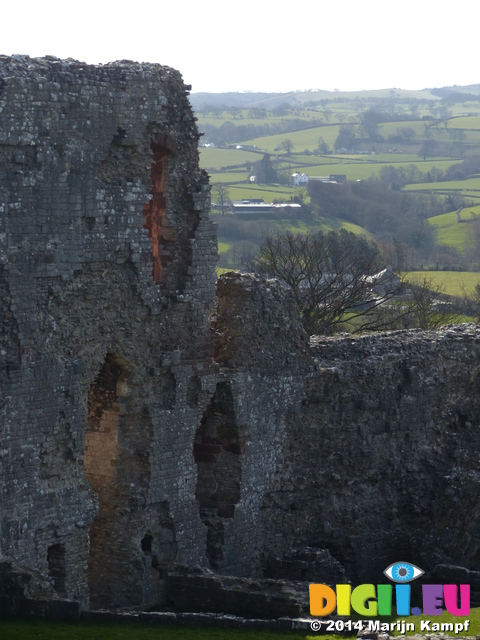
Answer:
xmin=2 ymin=0 xmax=477 ymax=95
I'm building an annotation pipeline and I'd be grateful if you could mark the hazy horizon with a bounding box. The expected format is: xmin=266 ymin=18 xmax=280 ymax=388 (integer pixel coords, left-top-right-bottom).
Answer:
xmin=2 ymin=0 xmax=478 ymax=95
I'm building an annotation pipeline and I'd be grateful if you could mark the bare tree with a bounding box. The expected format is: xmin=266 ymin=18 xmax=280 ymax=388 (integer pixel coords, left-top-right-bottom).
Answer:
xmin=212 ymin=183 xmax=232 ymax=215
xmin=249 ymin=231 xmax=465 ymax=335
xmin=460 ymin=282 xmax=480 ymax=323
xmin=401 ymin=277 xmax=458 ymax=329
xmin=471 ymin=283 xmax=480 ymax=322
xmin=250 ymin=230 xmax=403 ymax=335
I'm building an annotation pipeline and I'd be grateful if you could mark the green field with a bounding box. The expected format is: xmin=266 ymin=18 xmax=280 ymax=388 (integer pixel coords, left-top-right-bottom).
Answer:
xmin=198 ymin=92 xmax=480 ymax=203
xmin=404 ymin=271 xmax=480 ymax=295
xmin=378 ymin=120 xmax=431 ymax=138
xmin=221 ymin=185 xmax=297 ymax=201
xmin=218 ymin=241 xmax=232 ymax=254
xmin=406 ymin=176 xmax=480 ymax=190
xmin=200 ymin=147 xmax=263 ymax=169
xmin=427 ymin=206 xmax=480 ymax=252
xmin=266 ymin=217 xmax=374 ymax=238
xmin=240 ymin=125 xmax=343 ymax=153
xmin=207 ymin=154 xmax=460 ymax=186
xmin=293 ymin=159 xmax=458 ymax=181
xmin=210 ymin=172 xmax=250 ymax=184
xmin=449 ymin=116 xmax=480 ymax=130
xmin=405 ymin=176 xmax=480 ymax=200
xmin=195 ymin=87 xmax=480 ymax=275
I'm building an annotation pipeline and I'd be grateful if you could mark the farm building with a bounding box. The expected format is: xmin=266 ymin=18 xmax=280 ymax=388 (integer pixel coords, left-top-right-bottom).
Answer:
xmin=232 ymin=201 xmax=302 ymax=214
xmin=290 ymin=172 xmax=309 ymax=186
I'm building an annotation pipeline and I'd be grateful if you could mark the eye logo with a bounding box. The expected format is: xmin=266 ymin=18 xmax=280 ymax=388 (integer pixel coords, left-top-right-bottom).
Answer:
xmin=384 ymin=561 xmax=424 ymax=583
xmin=310 ymin=560 xmax=470 ymax=617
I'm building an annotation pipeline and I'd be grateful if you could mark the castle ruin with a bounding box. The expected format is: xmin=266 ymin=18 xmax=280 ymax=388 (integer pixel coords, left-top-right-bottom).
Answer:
xmin=1 ymin=56 xmax=480 ymax=615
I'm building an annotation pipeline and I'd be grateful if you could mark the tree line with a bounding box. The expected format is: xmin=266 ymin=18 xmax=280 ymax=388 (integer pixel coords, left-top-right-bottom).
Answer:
xmin=201 ymin=118 xmax=324 ymax=147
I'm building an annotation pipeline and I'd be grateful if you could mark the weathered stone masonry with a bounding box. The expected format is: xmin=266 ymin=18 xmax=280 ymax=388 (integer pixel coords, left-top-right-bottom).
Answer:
xmin=213 ymin=276 xmax=480 ymax=599
xmin=259 ymin=326 xmax=480 ymax=588
xmin=0 ymin=56 xmax=219 ymax=610
xmin=1 ymin=56 xmax=480 ymax=615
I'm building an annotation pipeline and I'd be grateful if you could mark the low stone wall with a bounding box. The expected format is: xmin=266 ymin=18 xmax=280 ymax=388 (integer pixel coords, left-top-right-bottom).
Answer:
xmin=166 ymin=565 xmax=308 ymax=618
xmin=82 ymin=609 xmax=314 ymax=634
xmin=257 ymin=324 xmax=480 ymax=585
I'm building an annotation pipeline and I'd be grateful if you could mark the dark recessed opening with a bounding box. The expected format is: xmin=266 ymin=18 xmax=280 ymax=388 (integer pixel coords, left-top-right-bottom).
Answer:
xmin=47 ymin=543 xmax=66 ymax=595
xmin=141 ymin=533 xmax=153 ymax=555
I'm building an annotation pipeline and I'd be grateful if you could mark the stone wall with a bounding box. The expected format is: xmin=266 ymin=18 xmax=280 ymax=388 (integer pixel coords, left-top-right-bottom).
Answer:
xmin=0 ymin=56 xmax=217 ymax=609
xmin=211 ymin=274 xmax=480 ymax=591
xmin=257 ymin=325 xmax=480 ymax=587
xmin=1 ymin=56 xmax=480 ymax=615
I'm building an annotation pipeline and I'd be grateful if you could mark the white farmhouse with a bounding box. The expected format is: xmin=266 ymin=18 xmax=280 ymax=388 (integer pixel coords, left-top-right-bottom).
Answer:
xmin=290 ymin=172 xmax=309 ymax=186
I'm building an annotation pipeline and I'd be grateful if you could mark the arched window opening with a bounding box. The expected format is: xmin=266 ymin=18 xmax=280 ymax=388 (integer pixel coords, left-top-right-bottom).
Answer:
xmin=84 ymin=352 xmax=129 ymax=496
xmin=194 ymin=382 xmax=245 ymax=569
xmin=141 ymin=533 xmax=153 ymax=555
xmin=84 ymin=351 xmax=130 ymax=608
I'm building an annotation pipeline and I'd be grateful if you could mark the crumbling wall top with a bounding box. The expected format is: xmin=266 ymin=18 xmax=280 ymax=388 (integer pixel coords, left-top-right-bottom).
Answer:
xmin=213 ymin=271 xmax=310 ymax=373
xmin=0 ymin=55 xmax=199 ymax=180
xmin=310 ymin=322 xmax=480 ymax=367
xmin=0 ymin=55 xmax=216 ymax=306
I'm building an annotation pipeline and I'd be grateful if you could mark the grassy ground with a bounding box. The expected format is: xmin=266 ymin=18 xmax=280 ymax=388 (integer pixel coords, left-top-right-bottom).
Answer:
xmin=293 ymin=159 xmax=457 ymax=181
xmin=0 ymin=618 xmax=300 ymax=640
xmin=216 ymin=267 xmax=237 ymax=275
xmin=449 ymin=116 xmax=480 ymax=129
xmin=404 ymin=271 xmax=480 ymax=295
xmin=218 ymin=241 xmax=232 ymax=254
xmin=405 ymin=175 xmax=480 ymax=194
xmin=3 ymin=607 xmax=480 ymax=640
xmin=200 ymin=147 xmax=263 ymax=168
xmin=224 ymin=185 xmax=297 ymax=201
xmin=426 ymin=206 xmax=480 ymax=252
xmin=214 ymin=211 xmax=374 ymax=248
xmin=240 ymin=126 xmax=342 ymax=153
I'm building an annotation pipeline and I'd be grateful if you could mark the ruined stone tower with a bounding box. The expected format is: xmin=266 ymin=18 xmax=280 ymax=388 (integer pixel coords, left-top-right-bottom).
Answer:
xmin=2 ymin=56 xmax=480 ymax=616
xmin=0 ymin=56 xmax=218 ymax=609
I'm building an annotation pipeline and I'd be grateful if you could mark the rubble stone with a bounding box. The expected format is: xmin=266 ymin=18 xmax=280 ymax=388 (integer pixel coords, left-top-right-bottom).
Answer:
xmin=1 ymin=56 xmax=480 ymax=617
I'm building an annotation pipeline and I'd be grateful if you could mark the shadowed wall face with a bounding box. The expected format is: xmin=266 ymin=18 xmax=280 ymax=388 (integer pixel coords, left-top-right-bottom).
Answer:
xmin=2 ymin=56 xmax=480 ymax=616
xmin=0 ymin=56 xmax=216 ymax=609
